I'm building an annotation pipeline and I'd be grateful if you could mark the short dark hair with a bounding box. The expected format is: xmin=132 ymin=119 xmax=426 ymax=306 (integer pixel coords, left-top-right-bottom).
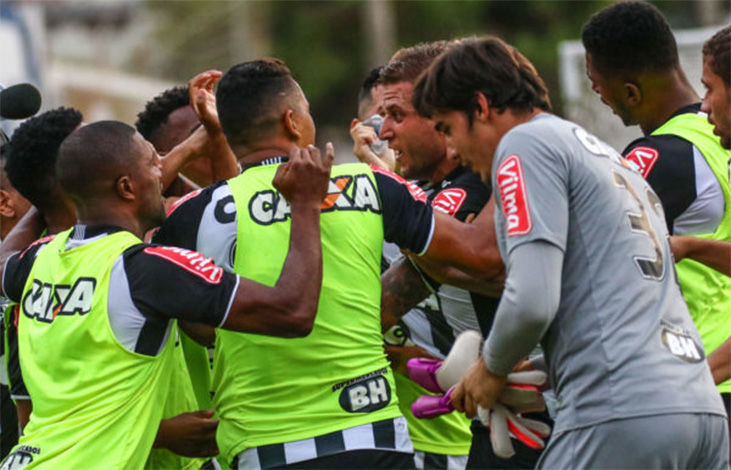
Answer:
xmin=414 ymin=36 xmax=551 ymax=121
xmin=57 ymin=121 xmax=139 ymax=202
xmin=5 ymin=107 xmax=82 ymax=208
xmin=135 ymin=86 xmax=190 ymax=140
xmin=216 ymin=58 xmax=298 ymax=147
xmin=581 ymin=2 xmax=679 ymax=78
xmin=357 ymin=66 xmax=384 ymax=118
xmin=703 ymin=25 xmax=730 ymax=87
xmin=380 ymin=41 xmax=453 ymax=86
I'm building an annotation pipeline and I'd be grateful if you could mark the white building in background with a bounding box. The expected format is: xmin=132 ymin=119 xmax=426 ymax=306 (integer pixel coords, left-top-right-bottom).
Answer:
xmin=0 ymin=0 xmax=173 ymax=129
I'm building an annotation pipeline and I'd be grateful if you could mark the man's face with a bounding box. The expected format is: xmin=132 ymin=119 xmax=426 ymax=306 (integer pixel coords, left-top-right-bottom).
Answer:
xmin=379 ymin=81 xmax=447 ymax=181
xmin=585 ymin=52 xmax=636 ymax=126
xmin=432 ymin=110 xmax=493 ymax=183
xmin=151 ymin=105 xmax=217 ymax=188
xmin=701 ymin=58 xmax=731 ymax=149
xmin=132 ymin=133 xmax=166 ymax=230
xmin=291 ymin=83 xmax=316 ymax=147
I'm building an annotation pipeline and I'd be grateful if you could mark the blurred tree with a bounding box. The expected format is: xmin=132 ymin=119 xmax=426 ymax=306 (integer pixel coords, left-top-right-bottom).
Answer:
xmin=143 ymin=0 xmax=729 ymax=134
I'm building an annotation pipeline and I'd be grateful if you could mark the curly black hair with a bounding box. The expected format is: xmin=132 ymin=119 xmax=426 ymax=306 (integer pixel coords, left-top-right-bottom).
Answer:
xmin=135 ymin=86 xmax=189 ymax=140
xmin=581 ymin=2 xmax=679 ymax=78
xmin=5 ymin=107 xmax=82 ymax=208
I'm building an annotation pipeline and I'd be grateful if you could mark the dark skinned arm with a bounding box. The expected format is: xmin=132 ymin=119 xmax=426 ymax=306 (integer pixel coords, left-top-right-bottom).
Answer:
xmin=219 ymin=145 xmax=332 ymax=337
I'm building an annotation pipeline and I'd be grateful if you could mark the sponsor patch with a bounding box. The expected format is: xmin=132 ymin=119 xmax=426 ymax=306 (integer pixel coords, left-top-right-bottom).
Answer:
xmin=432 ymin=188 xmax=467 ymax=216
xmin=334 ymin=368 xmax=392 ymax=413
xmin=166 ymin=189 xmax=203 ymax=216
xmin=19 ymin=235 xmax=55 ymax=259
xmin=144 ymin=246 xmax=223 ymax=284
xmin=496 ymin=155 xmax=532 ymax=236
xmin=624 ymin=147 xmax=659 ymax=179
xmin=661 ymin=326 xmax=704 ymax=363
xmin=22 ymin=278 xmax=96 ymax=323
xmin=1 ymin=446 xmax=38 ymax=470
xmin=370 ymin=165 xmax=427 ymax=202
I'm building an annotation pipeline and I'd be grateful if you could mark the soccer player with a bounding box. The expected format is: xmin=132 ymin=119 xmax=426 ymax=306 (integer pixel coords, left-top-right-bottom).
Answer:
xmin=154 ymin=58 xmax=495 ymax=469
xmin=413 ymin=36 xmax=729 ymax=468
xmin=582 ymin=3 xmax=731 ymax=421
xmin=0 ymin=145 xmax=31 ymax=460
xmin=374 ymin=42 xmax=481 ymax=470
xmin=701 ymin=25 xmax=730 ymax=150
xmin=376 ymin=41 xmax=547 ymax=470
xmin=0 ymin=120 xmax=331 ymax=469
xmin=136 ymin=72 xmax=239 ymax=191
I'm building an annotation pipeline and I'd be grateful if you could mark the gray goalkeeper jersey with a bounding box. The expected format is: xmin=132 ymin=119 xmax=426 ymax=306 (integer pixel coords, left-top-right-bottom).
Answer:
xmin=492 ymin=113 xmax=725 ymax=435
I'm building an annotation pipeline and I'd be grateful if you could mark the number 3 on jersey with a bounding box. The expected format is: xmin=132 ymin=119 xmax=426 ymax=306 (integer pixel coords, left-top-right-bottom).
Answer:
xmin=612 ymin=170 xmax=665 ymax=281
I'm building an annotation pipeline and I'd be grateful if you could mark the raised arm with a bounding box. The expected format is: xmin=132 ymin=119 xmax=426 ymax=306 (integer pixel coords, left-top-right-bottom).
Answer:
xmin=188 ymin=70 xmax=240 ymax=182
xmin=221 ymin=145 xmax=333 ymax=337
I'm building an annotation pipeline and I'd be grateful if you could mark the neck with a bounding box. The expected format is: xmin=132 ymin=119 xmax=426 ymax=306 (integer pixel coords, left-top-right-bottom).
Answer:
xmin=232 ymin=139 xmax=297 ymax=168
xmin=499 ymin=108 xmax=543 ymax=138
xmin=429 ymin=157 xmax=461 ymax=184
xmin=76 ymin=203 xmax=146 ymax=239
xmin=638 ymin=69 xmax=699 ymax=135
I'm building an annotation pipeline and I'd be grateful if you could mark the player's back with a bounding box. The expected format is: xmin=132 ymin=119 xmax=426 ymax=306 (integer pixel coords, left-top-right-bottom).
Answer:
xmin=498 ymin=114 xmax=725 ymax=435
xmin=154 ymin=160 xmax=438 ymax=465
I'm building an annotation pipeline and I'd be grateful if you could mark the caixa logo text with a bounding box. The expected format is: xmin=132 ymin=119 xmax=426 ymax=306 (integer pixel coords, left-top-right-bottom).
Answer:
xmin=22 ymin=278 xmax=96 ymax=323
xmin=249 ymin=175 xmax=381 ymax=225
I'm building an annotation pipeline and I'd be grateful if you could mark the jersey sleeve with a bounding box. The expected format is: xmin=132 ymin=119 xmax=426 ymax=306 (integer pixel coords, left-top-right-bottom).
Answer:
xmin=153 ymin=182 xmax=227 ymax=250
xmin=123 ymin=244 xmax=239 ymax=327
xmin=622 ymin=135 xmax=696 ymax=234
xmin=3 ymin=304 xmax=28 ymax=399
xmin=372 ymin=167 xmax=434 ymax=255
xmin=1 ymin=236 xmax=55 ymax=303
xmin=431 ymin=173 xmax=491 ymax=223
xmin=492 ymin=128 xmax=569 ymax=255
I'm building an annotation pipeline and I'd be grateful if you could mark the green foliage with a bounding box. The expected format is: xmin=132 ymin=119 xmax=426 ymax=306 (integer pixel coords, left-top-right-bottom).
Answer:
xmin=144 ymin=0 xmax=730 ymax=127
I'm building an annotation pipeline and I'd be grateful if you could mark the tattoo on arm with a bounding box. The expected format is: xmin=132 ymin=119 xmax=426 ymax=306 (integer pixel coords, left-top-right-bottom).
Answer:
xmin=381 ymin=256 xmax=431 ymax=331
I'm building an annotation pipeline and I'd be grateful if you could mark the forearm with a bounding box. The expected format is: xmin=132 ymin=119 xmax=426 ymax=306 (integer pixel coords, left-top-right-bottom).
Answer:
xmin=411 ymin=254 xmax=504 ymax=297
xmin=482 ymin=241 xmax=562 ymax=376
xmin=381 ymin=256 xmax=431 ymax=331
xmin=207 ymin=135 xmax=239 ymax=182
xmin=673 ymin=236 xmax=731 ymax=277
xmin=224 ymin=202 xmax=322 ymax=337
xmin=421 ymin=200 xmax=504 ymax=279
xmin=708 ymin=337 xmax=731 ymax=385
xmin=160 ymin=145 xmax=195 ymax=191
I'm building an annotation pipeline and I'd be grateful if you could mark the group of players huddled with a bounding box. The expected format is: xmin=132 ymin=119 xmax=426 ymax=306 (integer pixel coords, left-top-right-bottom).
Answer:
xmin=0 ymin=2 xmax=729 ymax=469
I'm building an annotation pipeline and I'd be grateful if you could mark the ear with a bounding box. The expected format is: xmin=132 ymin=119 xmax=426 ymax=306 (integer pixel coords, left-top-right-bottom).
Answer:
xmin=0 ymin=190 xmax=15 ymax=218
xmin=623 ymin=82 xmax=642 ymax=108
xmin=283 ymin=109 xmax=302 ymax=142
xmin=446 ymin=145 xmax=459 ymax=162
xmin=475 ymin=92 xmax=491 ymax=122
xmin=116 ymin=175 xmax=135 ymax=201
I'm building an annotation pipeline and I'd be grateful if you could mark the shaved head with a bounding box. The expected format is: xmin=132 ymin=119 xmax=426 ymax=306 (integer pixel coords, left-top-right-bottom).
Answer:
xmin=57 ymin=121 xmax=142 ymax=203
